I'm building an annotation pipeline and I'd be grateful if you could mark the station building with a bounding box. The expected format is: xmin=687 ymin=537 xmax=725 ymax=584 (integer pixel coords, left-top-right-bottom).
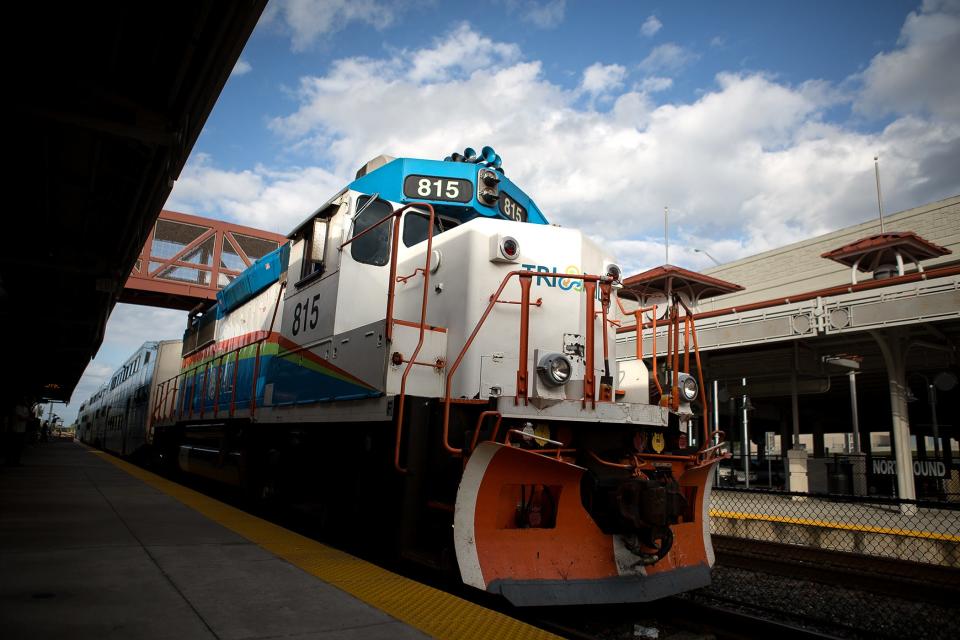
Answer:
xmin=617 ymin=194 xmax=960 ymax=502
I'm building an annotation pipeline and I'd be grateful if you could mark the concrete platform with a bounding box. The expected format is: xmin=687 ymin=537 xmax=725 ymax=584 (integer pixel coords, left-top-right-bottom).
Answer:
xmin=0 ymin=441 xmax=555 ymax=640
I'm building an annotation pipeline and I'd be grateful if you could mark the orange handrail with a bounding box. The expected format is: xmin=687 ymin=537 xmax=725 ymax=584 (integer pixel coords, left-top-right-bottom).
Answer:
xmin=611 ymin=291 xmax=716 ymax=453
xmin=678 ymin=297 xmax=710 ymax=448
xmin=390 ymin=204 xmax=437 ymax=473
xmin=441 ymin=270 xmax=612 ymax=456
xmin=515 ymin=275 xmax=533 ymax=404
xmin=334 ymin=200 xmax=438 ymax=473
xmin=469 ymin=410 xmax=503 ymax=453
xmin=153 ymin=334 xmax=271 ymax=425
xmin=615 ymin=297 xmax=662 ymax=396
xmin=583 ymin=280 xmax=597 ymax=409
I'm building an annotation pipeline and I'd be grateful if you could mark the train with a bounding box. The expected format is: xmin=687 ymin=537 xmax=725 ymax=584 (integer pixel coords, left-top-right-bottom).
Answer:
xmin=76 ymin=340 xmax=181 ymax=456
xmin=82 ymin=146 xmax=727 ymax=606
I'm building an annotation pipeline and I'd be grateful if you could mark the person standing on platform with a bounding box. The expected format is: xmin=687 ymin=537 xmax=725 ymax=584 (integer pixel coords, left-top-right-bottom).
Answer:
xmin=5 ymin=402 xmax=28 ymax=466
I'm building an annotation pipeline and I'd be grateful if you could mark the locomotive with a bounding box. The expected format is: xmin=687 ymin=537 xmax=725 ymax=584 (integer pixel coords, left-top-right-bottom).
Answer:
xmin=147 ymin=147 xmax=727 ymax=606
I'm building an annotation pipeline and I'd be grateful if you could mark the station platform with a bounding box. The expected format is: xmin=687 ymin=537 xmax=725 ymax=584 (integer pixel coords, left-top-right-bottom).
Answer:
xmin=0 ymin=441 xmax=557 ymax=640
xmin=709 ymin=488 xmax=960 ymax=567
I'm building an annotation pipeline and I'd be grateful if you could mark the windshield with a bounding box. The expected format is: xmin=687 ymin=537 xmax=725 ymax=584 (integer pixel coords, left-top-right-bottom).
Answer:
xmin=402 ymin=211 xmax=458 ymax=248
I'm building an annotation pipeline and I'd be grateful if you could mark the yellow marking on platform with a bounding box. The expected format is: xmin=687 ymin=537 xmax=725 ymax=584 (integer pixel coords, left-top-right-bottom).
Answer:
xmin=710 ymin=509 xmax=960 ymax=542
xmin=92 ymin=451 xmax=557 ymax=640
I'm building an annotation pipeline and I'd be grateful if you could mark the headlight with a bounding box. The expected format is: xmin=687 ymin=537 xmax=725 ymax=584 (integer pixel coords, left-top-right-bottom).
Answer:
xmin=679 ymin=373 xmax=699 ymax=402
xmin=537 ymin=353 xmax=572 ymax=387
xmin=605 ymin=262 xmax=622 ymax=283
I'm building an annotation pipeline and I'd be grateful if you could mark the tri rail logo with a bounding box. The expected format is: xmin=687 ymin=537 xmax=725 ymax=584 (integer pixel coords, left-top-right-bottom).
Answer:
xmin=521 ymin=264 xmax=584 ymax=291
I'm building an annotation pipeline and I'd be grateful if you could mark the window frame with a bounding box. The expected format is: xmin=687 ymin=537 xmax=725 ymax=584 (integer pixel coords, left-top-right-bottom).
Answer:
xmin=401 ymin=210 xmax=459 ymax=248
xmin=349 ymin=196 xmax=394 ymax=267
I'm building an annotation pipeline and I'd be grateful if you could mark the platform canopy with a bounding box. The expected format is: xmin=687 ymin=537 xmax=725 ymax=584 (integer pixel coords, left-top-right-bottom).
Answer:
xmin=621 ymin=264 xmax=743 ymax=306
xmin=3 ymin=2 xmax=266 ymax=403
xmin=821 ymin=231 xmax=950 ymax=272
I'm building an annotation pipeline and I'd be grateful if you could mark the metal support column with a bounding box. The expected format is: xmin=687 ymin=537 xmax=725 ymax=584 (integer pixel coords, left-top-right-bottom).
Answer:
xmin=849 ymin=371 xmax=861 ymax=454
xmin=742 ymin=377 xmax=749 ymax=488
xmin=871 ymin=329 xmax=917 ymax=513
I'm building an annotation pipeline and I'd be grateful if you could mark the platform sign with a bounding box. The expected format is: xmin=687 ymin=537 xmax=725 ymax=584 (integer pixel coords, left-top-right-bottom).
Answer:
xmin=871 ymin=458 xmax=948 ymax=478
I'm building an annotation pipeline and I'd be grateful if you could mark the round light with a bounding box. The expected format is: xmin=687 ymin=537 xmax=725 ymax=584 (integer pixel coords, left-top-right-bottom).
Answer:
xmin=680 ymin=374 xmax=699 ymax=401
xmin=606 ymin=263 xmax=622 ymax=283
xmin=500 ymin=236 xmax=519 ymax=260
xmin=550 ymin=357 xmax=571 ymax=383
xmin=537 ymin=353 xmax=572 ymax=387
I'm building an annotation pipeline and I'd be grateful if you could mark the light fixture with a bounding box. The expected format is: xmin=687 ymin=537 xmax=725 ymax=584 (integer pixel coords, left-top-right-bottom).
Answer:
xmin=670 ymin=372 xmax=698 ymax=402
xmin=537 ymin=353 xmax=573 ymax=387
xmin=605 ymin=262 xmax=622 ymax=283
xmin=693 ymin=248 xmax=721 ymax=266
xmin=499 ymin=236 xmax=519 ymax=260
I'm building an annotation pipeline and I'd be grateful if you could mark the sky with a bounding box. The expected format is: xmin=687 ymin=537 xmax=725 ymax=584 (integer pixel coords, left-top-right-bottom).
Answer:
xmin=57 ymin=0 xmax=960 ymax=424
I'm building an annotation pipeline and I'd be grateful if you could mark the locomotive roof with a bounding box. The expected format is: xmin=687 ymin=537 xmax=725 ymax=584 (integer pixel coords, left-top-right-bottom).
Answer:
xmin=287 ymin=155 xmax=549 ymax=241
xmin=348 ymin=156 xmax=548 ymax=225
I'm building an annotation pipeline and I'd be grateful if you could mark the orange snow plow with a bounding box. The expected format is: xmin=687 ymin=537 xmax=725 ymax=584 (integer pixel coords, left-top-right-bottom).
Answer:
xmin=454 ymin=441 xmax=724 ymax=606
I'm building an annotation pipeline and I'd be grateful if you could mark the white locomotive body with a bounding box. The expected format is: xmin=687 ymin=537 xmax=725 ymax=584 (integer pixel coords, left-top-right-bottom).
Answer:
xmin=152 ymin=150 xmax=724 ymax=606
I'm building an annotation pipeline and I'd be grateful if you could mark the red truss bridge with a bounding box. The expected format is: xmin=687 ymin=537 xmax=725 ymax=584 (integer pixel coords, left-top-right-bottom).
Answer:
xmin=121 ymin=209 xmax=286 ymax=310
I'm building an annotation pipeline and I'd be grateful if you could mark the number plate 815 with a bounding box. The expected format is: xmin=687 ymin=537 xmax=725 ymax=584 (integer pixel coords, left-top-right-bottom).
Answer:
xmin=402 ymin=174 xmax=473 ymax=203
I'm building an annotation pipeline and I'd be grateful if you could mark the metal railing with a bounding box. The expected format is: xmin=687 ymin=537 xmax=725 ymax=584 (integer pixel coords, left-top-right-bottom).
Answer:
xmin=152 ymin=333 xmax=271 ymax=424
xmin=439 ymin=270 xmax=614 ymax=459
xmin=149 ymin=201 xmax=440 ymax=479
xmin=616 ymin=295 xmax=712 ymax=446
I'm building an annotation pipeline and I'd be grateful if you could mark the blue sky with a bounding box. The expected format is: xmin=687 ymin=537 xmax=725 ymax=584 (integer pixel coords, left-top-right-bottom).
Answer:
xmin=59 ymin=0 xmax=959 ymax=424
xmin=204 ymin=1 xmax=919 ymax=172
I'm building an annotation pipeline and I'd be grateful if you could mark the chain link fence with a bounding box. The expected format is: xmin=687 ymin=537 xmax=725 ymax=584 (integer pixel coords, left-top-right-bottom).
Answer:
xmin=710 ymin=487 xmax=960 ymax=568
xmin=706 ymin=486 xmax=959 ymax=638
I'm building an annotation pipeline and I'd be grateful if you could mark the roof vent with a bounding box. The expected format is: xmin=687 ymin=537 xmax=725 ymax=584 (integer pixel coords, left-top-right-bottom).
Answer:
xmin=872 ymin=264 xmax=898 ymax=280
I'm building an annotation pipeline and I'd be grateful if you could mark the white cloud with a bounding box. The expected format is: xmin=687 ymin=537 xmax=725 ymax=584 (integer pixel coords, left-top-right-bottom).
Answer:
xmin=638 ymin=76 xmax=673 ymax=93
xmin=855 ymin=0 xmax=960 ymax=121
xmin=231 ymin=59 xmax=252 ymax=77
xmin=168 ymin=155 xmax=342 ymax=234
xmin=264 ymin=0 xmax=402 ymax=51
xmin=505 ymin=0 xmax=566 ymax=29
xmin=171 ymin=21 xmax=960 ymax=278
xmin=408 ymin=23 xmax=521 ymax=83
xmin=640 ymin=15 xmax=662 ymax=37
xmin=639 ymin=43 xmax=699 ymax=74
xmin=581 ymin=62 xmax=627 ymax=96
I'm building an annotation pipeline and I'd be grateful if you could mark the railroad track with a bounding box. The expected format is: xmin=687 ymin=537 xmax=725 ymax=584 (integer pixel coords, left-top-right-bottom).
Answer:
xmin=523 ymin=595 xmax=846 ymax=640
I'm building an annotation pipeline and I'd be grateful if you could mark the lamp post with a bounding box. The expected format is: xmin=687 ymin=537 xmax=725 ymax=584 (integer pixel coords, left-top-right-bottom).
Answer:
xmin=664 ymin=206 xmax=669 ymax=264
xmin=908 ymin=372 xmax=958 ymax=498
xmin=693 ymin=248 xmax=721 ymax=266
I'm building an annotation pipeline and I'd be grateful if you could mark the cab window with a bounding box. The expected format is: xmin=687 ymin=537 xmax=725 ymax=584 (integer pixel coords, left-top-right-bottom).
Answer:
xmin=402 ymin=211 xmax=458 ymax=248
xmin=351 ymin=197 xmax=392 ymax=266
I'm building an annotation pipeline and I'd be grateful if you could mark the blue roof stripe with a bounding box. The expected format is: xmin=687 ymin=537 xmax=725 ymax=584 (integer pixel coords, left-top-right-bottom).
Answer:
xmin=348 ymin=157 xmax=548 ymax=225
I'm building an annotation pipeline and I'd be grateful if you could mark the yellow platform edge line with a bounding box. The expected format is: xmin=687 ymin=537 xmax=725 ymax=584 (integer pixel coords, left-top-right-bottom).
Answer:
xmin=91 ymin=451 xmax=559 ymax=640
xmin=709 ymin=508 xmax=960 ymax=542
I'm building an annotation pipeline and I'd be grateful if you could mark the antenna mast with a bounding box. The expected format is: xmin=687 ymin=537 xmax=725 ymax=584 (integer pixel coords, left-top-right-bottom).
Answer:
xmin=664 ymin=206 xmax=669 ymax=263
xmin=874 ymin=155 xmax=885 ymax=233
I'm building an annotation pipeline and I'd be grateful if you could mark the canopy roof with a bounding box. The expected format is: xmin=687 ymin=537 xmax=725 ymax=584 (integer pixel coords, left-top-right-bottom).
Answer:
xmin=821 ymin=231 xmax=950 ymax=271
xmin=621 ymin=264 xmax=743 ymax=303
